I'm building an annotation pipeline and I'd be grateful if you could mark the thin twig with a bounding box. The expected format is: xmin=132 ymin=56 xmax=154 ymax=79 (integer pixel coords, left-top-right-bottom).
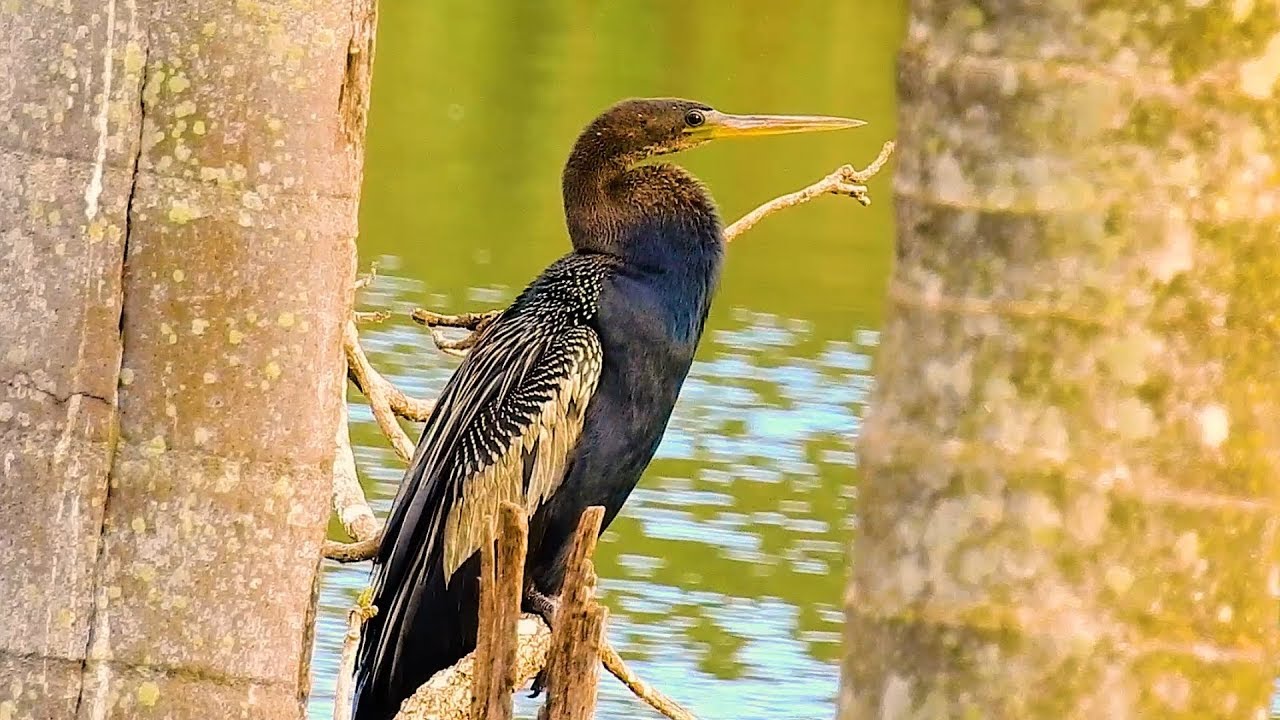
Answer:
xmin=324 ymin=535 xmax=381 ymax=563
xmin=411 ymin=308 xmax=502 ymax=359
xmin=345 ymin=321 xmax=437 ymax=423
xmin=601 ymin=640 xmax=696 ymax=720
xmin=723 ymin=140 xmax=895 ymax=242
xmin=345 ymin=321 xmax=421 ymax=461
xmin=411 ymin=308 xmax=502 ymax=330
xmin=334 ymin=587 xmax=378 ymax=720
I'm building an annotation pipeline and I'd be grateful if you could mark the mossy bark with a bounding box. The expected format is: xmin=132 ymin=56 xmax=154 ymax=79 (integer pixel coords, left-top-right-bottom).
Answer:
xmin=0 ymin=0 xmax=373 ymax=717
xmin=843 ymin=2 xmax=1280 ymax=719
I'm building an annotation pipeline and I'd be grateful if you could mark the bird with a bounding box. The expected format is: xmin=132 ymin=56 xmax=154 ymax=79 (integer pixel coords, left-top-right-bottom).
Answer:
xmin=352 ymin=97 xmax=862 ymax=719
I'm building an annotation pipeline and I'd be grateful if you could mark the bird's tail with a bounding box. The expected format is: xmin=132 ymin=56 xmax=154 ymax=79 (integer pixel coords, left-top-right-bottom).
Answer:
xmin=352 ymin=554 xmax=481 ymax=720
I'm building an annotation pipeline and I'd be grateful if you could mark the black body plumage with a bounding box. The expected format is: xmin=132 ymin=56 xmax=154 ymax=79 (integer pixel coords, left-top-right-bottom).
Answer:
xmin=352 ymin=97 xmax=848 ymax=719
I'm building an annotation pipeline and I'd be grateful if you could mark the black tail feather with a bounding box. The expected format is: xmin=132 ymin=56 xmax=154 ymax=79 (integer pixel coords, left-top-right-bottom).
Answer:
xmin=352 ymin=554 xmax=481 ymax=720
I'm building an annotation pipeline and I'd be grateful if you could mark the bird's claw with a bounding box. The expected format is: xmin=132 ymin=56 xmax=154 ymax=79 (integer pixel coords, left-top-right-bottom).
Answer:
xmin=522 ymin=588 xmax=560 ymax=628
xmin=522 ymin=588 xmax=560 ymax=697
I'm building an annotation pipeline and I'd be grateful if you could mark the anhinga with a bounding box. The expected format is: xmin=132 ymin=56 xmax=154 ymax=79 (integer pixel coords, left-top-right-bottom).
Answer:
xmin=353 ymin=98 xmax=862 ymax=719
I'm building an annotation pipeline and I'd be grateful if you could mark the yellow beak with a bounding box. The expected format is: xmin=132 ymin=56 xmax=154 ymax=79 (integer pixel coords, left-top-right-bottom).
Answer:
xmin=693 ymin=111 xmax=866 ymax=139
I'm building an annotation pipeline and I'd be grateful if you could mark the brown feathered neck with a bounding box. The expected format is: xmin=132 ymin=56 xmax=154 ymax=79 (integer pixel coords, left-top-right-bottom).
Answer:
xmin=561 ymin=134 xmax=720 ymax=263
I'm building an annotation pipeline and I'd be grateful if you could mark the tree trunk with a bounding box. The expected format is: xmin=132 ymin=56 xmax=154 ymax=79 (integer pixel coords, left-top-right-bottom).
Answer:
xmin=844 ymin=3 xmax=1280 ymax=719
xmin=0 ymin=1 xmax=374 ymax=717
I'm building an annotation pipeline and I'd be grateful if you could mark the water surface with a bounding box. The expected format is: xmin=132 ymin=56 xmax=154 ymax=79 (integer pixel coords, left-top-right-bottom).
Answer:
xmin=309 ymin=3 xmax=902 ymax=718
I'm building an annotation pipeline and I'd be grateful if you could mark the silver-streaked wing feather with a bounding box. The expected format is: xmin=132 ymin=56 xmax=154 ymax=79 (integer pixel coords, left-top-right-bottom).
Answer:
xmin=439 ymin=325 xmax=601 ymax=578
xmin=358 ymin=252 xmax=614 ymax=704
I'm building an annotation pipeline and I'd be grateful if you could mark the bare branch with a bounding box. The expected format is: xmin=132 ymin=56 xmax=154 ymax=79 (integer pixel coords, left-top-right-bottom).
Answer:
xmin=390 ymin=509 xmax=696 ymax=720
xmin=345 ymin=323 xmax=437 ymax=423
xmin=334 ymin=587 xmax=379 ymax=720
xmin=600 ymin=640 xmax=696 ymax=720
xmin=411 ymin=308 xmax=501 ymax=330
xmin=332 ymin=398 xmax=380 ymax=541
xmin=327 ymin=375 xmax=387 ymax=717
xmin=539 ymin=508 xmax=606 ymax=720
xmin=345 ymin=321 xmax=423 ymax=461
xmin=395 ymin=615 xmax=553 ymax=720
xmin=323 ymin=365 xmax=387 ymax=563
xmin=323 ymin=535 xmax=381 ymax=563
xmin=410 ymin=308 xmax=502 ymax=359
xmin=722 ymin=140 xmax=895 ymax=242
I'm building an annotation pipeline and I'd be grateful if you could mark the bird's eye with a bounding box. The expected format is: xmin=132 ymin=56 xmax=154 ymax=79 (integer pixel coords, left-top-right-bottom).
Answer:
xmin=684 ymin=109 xmax=706 ymax=128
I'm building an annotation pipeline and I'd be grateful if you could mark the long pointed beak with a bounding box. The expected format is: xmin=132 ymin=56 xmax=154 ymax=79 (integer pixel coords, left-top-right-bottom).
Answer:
xmin=698 ymin=111 xmax=866 ymax=140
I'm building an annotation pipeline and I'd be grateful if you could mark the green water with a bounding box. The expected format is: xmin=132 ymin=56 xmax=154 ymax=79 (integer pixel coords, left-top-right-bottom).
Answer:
xmin=309 ymin=2 xmax=903 ymax=718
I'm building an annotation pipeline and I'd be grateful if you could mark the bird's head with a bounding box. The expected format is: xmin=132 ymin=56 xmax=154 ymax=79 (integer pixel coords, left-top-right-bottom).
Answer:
xmin=579 ymin=97 xmax=865 ymax=166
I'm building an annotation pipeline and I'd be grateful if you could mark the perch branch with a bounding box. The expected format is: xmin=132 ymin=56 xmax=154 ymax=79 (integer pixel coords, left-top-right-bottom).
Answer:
xmin=391 ymin=509 xmax=697 ymax=720
xmin=395 ymin=616 xmax=553 ymax=720
xmin=391 ymin=615 xmax=694 ymax=720
xmin=723 ymin=140 xmax=895 ymax=242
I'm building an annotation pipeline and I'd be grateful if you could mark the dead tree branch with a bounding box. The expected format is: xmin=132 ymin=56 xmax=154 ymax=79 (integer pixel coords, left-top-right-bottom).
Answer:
xmin=723 ymin=140 xmax=895 ymax=242
xmin=395 ymin=616 xmax=554 ymax=720
xmin=599 ymin=641 xmax=696 ymax=720
xmin=389 ymin=507 xmax=697 ymax=720
xmin=346 ymin=320 xmax=437 ymax=424
xmin=323 ymin=396 xmax=384 ymax=562
xmin=345 ymin=321 xmax=420 ymax=461
xmin=539 ymin=507 xmax=607 ymax=720
xmin=410 ymin=308 xmax=501 ymax=358
xmin=471 ymin=503 xmax=529 ymax=720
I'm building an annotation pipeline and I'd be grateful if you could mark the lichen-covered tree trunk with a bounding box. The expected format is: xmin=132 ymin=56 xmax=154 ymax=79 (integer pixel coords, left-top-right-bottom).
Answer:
xmin=844 ymin=3 xmax=1280 ymax=719
xmin=0 ymin=1 xmax=374 ymax=717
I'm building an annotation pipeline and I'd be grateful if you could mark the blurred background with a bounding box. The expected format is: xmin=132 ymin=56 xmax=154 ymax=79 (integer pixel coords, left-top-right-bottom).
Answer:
xmin=310 ymin=3 xmax=903 ymax=718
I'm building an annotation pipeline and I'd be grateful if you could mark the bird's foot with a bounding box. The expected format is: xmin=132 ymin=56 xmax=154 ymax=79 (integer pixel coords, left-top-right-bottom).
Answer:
xmin=522 ymin=588 xmax=560 ymax=697
xmin=523 ymin=587 xmax=560 ymax=627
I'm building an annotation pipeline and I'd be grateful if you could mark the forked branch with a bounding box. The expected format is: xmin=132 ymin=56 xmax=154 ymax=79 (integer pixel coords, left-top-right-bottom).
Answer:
xmin=723 ymin=140 xmax=895 ymax=241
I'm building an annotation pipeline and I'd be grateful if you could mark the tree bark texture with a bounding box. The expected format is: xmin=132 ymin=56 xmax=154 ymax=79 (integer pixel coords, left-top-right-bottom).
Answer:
xmin=844 ymin=3 xmax=1280 ymax=719
xmin=540 ymin=508 xmax=606 ymax=720
xmin=0 ymin=0 xmax=374 ymax=717
xmin=470 ymin=503 xmax=528 ymax=720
